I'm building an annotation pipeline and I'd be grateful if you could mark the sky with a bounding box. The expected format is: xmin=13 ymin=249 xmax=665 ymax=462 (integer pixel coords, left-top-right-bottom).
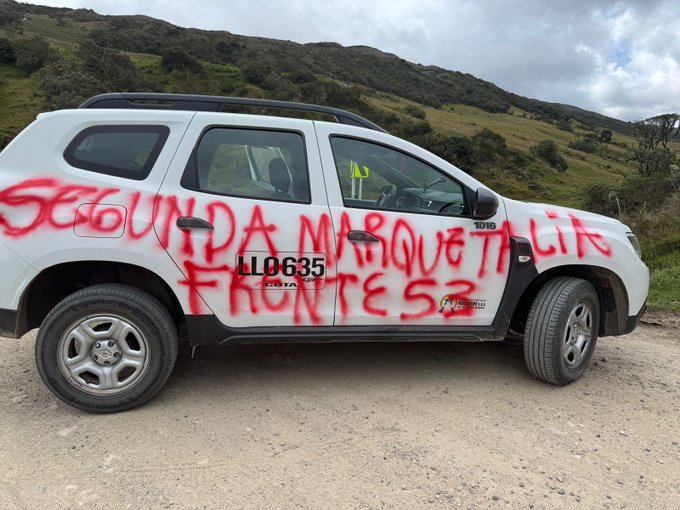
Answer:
xmin=22 ymin=0 xmax=680 ymax=121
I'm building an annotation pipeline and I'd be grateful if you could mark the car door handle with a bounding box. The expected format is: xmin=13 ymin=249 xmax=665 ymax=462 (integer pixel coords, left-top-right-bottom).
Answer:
xmin=176 ymin=217 xmax=214 ymax=230
xmin=347 ymin=230 xmax=379 ymax=243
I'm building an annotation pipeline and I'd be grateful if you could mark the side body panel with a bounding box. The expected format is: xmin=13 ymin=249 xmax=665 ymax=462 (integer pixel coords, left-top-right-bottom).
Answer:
xmin=502 ymin=198 xmax=648 ymax=316
xmin=0 ymin=238 xmax=37 ymax=311
xmin=0 ymin=109 xmax=195 ymax=311
xmin=154 ymin=113 xmax=337 ymax=327
xmin=315 ymin=122 xmax=510 ymax=327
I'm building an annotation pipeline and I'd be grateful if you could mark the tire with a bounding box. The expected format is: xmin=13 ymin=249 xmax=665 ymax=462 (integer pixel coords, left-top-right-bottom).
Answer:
xmin=524 ymin=277 xmax=600 ymax=385
xmin=36 ymin=284 xmax=178 ymax=413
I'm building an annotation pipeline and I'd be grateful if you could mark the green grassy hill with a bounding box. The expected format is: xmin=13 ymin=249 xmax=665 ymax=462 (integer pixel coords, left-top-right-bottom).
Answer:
xmin=365 ymin=95 xmax=635 ymax=207
xmin=0 ymin=64 xmax=42 ymax=146
xmin=0 ymin=0 xmax=677 ymax=310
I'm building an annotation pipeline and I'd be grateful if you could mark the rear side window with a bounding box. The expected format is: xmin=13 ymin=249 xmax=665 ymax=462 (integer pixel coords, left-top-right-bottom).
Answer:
xmin=64 ymin=125 xmax=170 ymax=180
xmin=190 ymin=128 xmax=310 ymax=203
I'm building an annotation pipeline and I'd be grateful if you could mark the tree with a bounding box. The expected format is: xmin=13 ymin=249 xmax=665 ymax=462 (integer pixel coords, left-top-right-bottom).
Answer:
xmin=629 ymin=114 xmax=680 ymax=176
xmin=14 ymin=36 xmax=52 ymax=74
xmin=649 ymin=114 xmax=680 ymax=150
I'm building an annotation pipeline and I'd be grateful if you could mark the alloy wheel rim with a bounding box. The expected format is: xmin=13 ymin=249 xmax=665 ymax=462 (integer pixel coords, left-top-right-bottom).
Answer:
xmin=562 ymin=301 xmax=593 ymax=368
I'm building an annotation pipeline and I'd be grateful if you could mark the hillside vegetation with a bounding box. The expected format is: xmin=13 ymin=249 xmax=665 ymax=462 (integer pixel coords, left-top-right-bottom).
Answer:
xmin=0 ymin=0 xmax=677 ymax=310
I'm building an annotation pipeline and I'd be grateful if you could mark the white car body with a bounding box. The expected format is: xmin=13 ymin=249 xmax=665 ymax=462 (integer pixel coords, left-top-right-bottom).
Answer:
xmin=0 ymin=106 xmax=648 ymax=334
xmin=0 ymin=97 xmax=648 ymax=345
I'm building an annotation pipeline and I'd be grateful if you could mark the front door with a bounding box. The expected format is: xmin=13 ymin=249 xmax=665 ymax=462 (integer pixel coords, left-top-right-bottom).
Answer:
xmin=315 ymin=124 xmax=509 ymax=327
xmin=156 ymin=114 xmax=336 ymax=327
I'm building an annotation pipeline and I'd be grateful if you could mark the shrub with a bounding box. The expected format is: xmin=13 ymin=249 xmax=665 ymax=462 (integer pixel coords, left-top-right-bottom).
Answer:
xmin=289 ymin=69 xmax=316 ymax=84
xmin=79 ymin=41 xmax=143 ymax=91
xmin=471 ymin=128 xmax=506 ymax=163
xmin=556 ymin=119 xmax=573 ymax=132
xmin=473 ymin=128 xmax=506 ymax=149
xmin=395 ymin=119 xmax=432 ymax=138
xmin=242 ymin=62 xmax=270 ymax=86
xmin=568 ymin=137 xmax=598 ymax=153
xmin=0 ymin=8 xmax=20 ymax=27
xmin=638 ymin=148 xmax=675 ymax=177
xmin=532 ymin=140 xmax=568 ymax=172
xmin=418 ymin=133 xmax=474 ymax=174
xmin=0 ymin=38 xmax=15 ymax=64
xmin=534 ymin=140 xmax=558 ymax=160
xmin=600 ymin=129 xmax=612 ymax=143
xmin=583 ymin=174 xmax=680 ymax=217
xmin=403 ymin=104 xmax=426 ymax=119
xmin=161 ymin=46 xmax=202 ymax=74
xmin=583 ymin=183 xmax=618 ymax=217
xmin=261 ymin=72 xmax=300 ymax=100
xmin=14 ymin=36 xmax=52 ymax=74
xmin=323 ymin=82 xmax=366 ymax=109
xmin=40 ymin=56 xmax=101 ymax=109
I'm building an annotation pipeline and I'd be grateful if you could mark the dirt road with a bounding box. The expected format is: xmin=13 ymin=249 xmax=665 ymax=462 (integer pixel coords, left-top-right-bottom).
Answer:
xmin=1 ymin=315 xmax=679 ymax=509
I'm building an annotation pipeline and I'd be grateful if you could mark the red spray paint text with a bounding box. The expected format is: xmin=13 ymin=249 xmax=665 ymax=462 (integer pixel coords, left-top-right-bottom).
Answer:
xmin=0 ymin=178 xmax=613 ymax=323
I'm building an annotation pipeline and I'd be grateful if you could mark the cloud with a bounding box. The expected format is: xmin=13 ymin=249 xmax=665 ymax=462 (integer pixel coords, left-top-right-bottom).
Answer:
xmin=583 ymin=1 xmax=680 ymax=120
xmin=22 ymin=0 xmax=680 ymax=120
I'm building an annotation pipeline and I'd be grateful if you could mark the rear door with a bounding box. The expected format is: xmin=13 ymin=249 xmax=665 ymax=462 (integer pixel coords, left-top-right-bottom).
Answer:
xmin=315 ymin=123 xmax=509 ymax=327
xmin=156 ymin=113 xmax=336 ymax=327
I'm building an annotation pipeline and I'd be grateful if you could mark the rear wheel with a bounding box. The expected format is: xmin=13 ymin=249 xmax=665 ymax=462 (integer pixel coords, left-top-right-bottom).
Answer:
xmin=524 ymin=277 xmax=600 ymax=385
xmin=36 ymin=285 xmax=178 ymax=413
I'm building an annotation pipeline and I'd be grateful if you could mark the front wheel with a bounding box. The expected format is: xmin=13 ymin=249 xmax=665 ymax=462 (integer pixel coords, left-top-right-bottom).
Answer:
xmin=36 ymin=285 xmax=178 ymax=413
xmin=524 ymin=277 xmax=600 ymax=385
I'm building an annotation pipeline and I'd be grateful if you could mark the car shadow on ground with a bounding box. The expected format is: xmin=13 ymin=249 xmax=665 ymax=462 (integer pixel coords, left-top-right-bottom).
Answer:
xmin=159 ymin=338 xmax=532 ymax=402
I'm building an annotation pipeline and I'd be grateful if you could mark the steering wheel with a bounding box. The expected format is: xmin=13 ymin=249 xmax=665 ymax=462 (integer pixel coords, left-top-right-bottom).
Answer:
xmin=375 ymin=184 xmax=397 ymax=208
xmin=439 ymin=202 xmax=465 ymax=215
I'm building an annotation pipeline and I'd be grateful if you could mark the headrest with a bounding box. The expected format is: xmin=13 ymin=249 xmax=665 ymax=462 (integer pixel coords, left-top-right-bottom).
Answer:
xmin=268 ymin=158 xmax=290 ymax=193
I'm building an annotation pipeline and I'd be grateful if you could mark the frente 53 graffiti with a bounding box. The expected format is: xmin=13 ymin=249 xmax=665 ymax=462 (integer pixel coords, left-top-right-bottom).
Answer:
xmin=0 ymin=93 xmax=648 ymax=412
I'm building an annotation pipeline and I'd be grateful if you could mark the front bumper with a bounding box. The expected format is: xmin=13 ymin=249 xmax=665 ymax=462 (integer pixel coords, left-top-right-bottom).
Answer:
xmin=0 ymin=308 xmax=19 ymax=338
xmin=622 ymin=302 xmax=646 ymax=335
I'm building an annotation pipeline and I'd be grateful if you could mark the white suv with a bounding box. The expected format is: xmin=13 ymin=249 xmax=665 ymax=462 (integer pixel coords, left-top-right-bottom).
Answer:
xmin=0 ymin=93 xmax=648 ymax=412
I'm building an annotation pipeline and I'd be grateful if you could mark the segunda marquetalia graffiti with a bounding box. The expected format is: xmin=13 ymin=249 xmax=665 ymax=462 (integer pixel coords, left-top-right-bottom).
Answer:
xmin=0 ymin=178 xmax=613 ymax=323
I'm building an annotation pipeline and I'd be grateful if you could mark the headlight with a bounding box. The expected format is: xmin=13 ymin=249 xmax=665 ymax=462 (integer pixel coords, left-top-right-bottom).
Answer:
xmin=626 ymin=233 xmax=641 ymax=258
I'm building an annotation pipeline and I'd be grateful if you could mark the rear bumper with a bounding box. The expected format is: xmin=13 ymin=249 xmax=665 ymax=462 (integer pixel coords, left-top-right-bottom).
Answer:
xmin=0 ymin=308 xmax=19 ymax=338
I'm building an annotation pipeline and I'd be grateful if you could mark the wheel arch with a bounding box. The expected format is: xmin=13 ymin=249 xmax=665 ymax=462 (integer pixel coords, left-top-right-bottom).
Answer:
xmin=511 ymin=264 xmax=629 ymax=337
xmin=16 ymin=261 xmax=186 ymax=338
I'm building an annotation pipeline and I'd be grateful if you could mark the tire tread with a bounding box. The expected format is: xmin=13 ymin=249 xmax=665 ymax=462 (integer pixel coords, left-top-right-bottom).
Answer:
xmin=36 ymin=284 xmax=178 ymax=413
xmin=524 ymin=277 xmax=598 ymax=385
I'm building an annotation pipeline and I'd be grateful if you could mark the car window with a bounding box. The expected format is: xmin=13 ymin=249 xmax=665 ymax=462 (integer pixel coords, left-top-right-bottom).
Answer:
xmin=63 ymin=125 xmax=169 ymax=180
xmin=330 ymin=136 xmax=467 ymax=216
xmin=195 ymin=128 xmax=310 ymax=203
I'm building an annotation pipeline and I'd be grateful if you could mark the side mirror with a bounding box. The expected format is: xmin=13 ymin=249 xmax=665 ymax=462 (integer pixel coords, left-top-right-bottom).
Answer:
xmin=473 ymin=188 xmax=499 ymax=219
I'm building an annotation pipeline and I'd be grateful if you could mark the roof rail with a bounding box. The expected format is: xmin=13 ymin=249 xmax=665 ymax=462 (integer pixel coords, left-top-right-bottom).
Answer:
xmin=80 ymin=93 xmax=387 ymax=133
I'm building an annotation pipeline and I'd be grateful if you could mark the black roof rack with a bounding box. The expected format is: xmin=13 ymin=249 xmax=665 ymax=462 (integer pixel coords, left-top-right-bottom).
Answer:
xmin=80 ymin=93 xmax=387 ymax=133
